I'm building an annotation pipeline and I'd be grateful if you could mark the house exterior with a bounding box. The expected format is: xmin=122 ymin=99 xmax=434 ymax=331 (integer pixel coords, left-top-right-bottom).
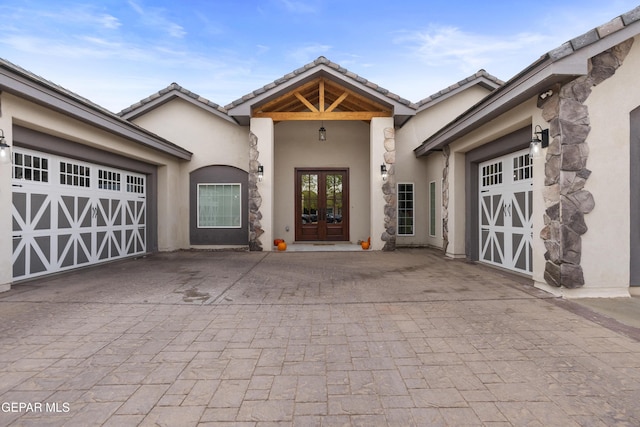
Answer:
xmin=414 ymin=7 xmax=640 ymax=298
xmin=1 ymin=6 xmax=639 ymax=298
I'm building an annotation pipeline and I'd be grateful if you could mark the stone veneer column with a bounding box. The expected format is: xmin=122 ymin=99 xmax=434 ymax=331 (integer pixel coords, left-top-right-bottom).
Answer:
xmin=441 ymin=145 xmax=450 ymax=254
xmin=540 ymin=38 xmax=634 ymax=288
xmin=248 ymin=131 xmax=264 ymax=251
xmin=381 ymin=127 xmax=397 ymax=251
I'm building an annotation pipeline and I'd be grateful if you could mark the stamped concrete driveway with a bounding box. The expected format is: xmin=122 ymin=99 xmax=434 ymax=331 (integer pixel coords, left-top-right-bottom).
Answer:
xmin=1 ymin=248 xmax=640 ymax=426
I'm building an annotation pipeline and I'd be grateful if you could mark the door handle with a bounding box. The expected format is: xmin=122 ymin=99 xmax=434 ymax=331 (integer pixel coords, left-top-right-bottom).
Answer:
xmin=503 ymin=203 xmax=511 ymax=217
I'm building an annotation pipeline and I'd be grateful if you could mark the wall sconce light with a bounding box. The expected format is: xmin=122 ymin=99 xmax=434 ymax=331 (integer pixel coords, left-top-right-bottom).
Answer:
xmin=257 ymin=165 xmax=264 ymax=182
xmin=381 ymin=164 xmax=388 ymax=181
xmin=318 ymin=122 xmax=326 ymax=141
xmin=0 ymin=130 xmax=10 ymax=164
xmin=529 ymin=125 xmax=549 ymax=159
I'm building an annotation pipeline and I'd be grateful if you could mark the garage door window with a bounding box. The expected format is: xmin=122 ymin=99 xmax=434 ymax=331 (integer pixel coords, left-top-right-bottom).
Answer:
xmin=198 ymin=183 xmax=241 ymax=228
xmin=481 ymin=161 xmax=502 ymax=187
xmin=513 ymin=153 xmax=532 ymax=181
xmin=127 ymin=175 xmax=145 ymax=194
xmin=98 ymin=169 xmax=121 ymax=191
xmin=13 ymin=152 xmax=49 ymax=182
xmin=60 ymin=162 xmax=90 ymax=187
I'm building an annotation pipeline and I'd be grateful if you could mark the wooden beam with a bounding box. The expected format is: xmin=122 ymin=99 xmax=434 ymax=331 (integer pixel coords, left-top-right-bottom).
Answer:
xmin=252 ymin=111 xmax=391 ymax=121
xmin=251 ymin=76 xmax=394 ymax=120
xmin=326 ymin=92 xmax=349 ymax=113
xmin=294 ymin=91 xmax=318 ymax=112
xmin=255 ymin=78 xmax=322 ymax=113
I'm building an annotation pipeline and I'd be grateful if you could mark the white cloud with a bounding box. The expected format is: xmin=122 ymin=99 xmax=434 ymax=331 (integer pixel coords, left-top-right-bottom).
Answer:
xmin=98 ymin=14 xmax=121 ymax=30
xmin=396 ymin=25 xmax=551 ymax=75
xmin=127 ymin=0 xmax=186 ymax=38
xmin=277 ymin=0 xmax=318 ymax=14
xmin=256 ymin=45 xmax=270 ymax=55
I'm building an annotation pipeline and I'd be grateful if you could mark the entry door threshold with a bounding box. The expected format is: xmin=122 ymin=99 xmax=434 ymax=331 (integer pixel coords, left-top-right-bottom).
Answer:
xmin=286 ymin=242 xmax=363 ymax=252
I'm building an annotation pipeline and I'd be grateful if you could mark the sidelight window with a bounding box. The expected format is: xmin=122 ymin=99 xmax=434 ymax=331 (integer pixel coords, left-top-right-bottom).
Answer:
xmin=398 ymin=183 xmax=415 ymax=236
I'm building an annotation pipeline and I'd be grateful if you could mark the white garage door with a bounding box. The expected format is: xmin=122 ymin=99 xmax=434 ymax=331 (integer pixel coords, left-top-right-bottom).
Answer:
xmin=479 ymin=148 xmax=533 ymax=274
xmin=12 ymin=148 xmax=147 ymax=280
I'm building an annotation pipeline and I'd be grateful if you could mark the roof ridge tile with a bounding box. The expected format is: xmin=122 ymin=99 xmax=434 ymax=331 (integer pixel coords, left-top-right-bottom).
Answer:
xmin=546 ymin=6 xmax=640 ymax=63
xmin=118 ymin=82 xmax=227 ymax=116
xmin=622 ymin=6 xmax=640 ymax=25
xmin=416 ymin=69 xmax=504 ymax=108
xmin=225 ymin=56 xmax=416 ymax=110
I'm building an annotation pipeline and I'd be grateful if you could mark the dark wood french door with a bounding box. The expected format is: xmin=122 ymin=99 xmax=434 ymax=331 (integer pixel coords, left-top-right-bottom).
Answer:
xmin=295 ymin=168 xmax=349 ymax=241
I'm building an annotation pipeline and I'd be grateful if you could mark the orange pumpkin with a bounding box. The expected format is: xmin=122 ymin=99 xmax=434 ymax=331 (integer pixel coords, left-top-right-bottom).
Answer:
xmin=277 ymin=241 xmax=287 ymax=251
xmin=274 ymin=238 xmax=284 ymax=246
xmin=361 ymin=241 xmax=370 ymax=250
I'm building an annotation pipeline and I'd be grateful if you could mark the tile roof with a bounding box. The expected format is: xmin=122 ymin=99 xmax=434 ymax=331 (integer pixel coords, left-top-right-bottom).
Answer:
xmin=118 ymin=82 xmax=227 ymax=117
xmin=0 ymin=57 xmax=120 ymax=118
xmin=0 ymin=57 xmax=191 ymax=159
xmin=120 ymin=57 xmax=505 ymax=123
xmin=414 ymin=5 xmax=640 ymax=156
xmin=546 ymin=6 xmax=640 ymax=62
xmin=416 ymin=69 xmax=504 ymax=110
xmin=224 ymin=56 xmax=418 ymax=110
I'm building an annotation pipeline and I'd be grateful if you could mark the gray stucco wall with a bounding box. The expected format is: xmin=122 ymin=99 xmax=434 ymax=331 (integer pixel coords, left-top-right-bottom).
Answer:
xmin=189 ymin=165 xmax=249 ymax=246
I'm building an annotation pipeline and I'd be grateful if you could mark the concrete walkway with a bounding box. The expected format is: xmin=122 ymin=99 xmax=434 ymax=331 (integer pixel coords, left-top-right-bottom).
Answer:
xmin=1 ymin=248 xmax=640 ymax=426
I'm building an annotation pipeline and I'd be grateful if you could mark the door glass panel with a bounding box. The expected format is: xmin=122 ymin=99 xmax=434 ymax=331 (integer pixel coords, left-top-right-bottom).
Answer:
xmin=325 ymin=174 xmax=343 ymax=223
xmin=301 ymin=173 xmax=318 ymax=224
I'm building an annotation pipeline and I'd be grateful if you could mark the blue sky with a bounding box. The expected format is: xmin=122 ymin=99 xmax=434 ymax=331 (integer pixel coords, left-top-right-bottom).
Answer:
xmin=1 ymin=0 xmax=638 ymax=112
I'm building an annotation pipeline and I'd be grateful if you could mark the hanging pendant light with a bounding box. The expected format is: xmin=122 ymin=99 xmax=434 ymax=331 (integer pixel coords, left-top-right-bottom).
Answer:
xmin=318 ymin=121 xmax=326 ymax=141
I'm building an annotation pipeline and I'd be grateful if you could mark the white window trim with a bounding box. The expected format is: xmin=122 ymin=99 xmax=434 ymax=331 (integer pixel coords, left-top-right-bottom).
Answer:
xmin=197 ymin=183 xmax=242 ymax=229
xmin=397 ymin=182 xmax=415 ymax=237
xmin=429 ymin=180 xmax=437 ymax=237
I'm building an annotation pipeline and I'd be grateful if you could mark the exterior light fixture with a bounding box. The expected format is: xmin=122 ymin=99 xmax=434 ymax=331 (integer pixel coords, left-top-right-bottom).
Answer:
xmin=257 ymin=165 xmax=264 ymax=182
xmin=0 ymin=130 xmax=10 ymax=164
xmin=529 ymin=125 xmax=549 ymax=159
xmin=318 ymin=122 xmax=326 ymax=141
xmin=381 ymin=164 xmax=388 ymax=181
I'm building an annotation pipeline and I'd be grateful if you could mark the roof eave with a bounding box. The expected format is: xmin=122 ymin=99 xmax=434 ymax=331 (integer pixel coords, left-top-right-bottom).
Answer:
xmin=119 ymin=85 xmax=237 ymax=125
xmin=414 ymin=16 xmax=640 ymax=157
xmin=417 ymin=70 xmax=504 ymax=113
xmin=413 ymin=57 xmax=563 ymax=157
xmin=226 ymin=63 xmax=416 ymax=127
xmin=0 ymin=65 xmax=192 ymax=161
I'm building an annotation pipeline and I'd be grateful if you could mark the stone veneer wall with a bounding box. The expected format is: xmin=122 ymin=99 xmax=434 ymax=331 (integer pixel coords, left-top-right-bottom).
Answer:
xmin=540 ymin=38 xmax=634 ymax=288
xmin=248 ymin=132 xmax=264 ymax=251
xmin=381 ymin=127 xmax=397 ymax=251
xmin=442 ymin=146 xmax=450 ymax=253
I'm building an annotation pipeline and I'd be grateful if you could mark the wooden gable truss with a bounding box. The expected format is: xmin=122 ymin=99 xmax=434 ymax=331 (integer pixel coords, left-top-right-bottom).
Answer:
xmin=251 ymin=77 xmax=392 ymax=122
